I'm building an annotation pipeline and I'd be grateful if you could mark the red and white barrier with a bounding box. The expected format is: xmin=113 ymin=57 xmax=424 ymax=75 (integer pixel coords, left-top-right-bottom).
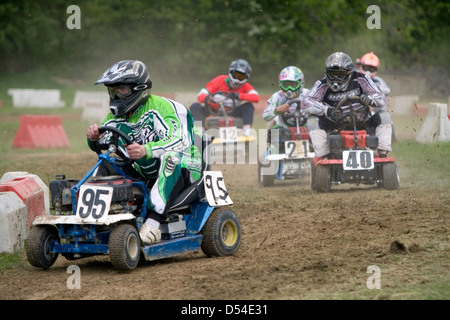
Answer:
xmin=0 ymin=172 xmax=49 ymax=253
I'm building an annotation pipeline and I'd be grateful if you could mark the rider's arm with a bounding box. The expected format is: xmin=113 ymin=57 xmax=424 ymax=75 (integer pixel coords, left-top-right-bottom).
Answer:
xmin=302 ymin=79 xmax=331 ymax=116
xmin=372 ymin=76 xmax=391 ymax=96
xmin=357 ymin=75 xmax=387 ymax=112
xmin=237 ymin=83 xmax=260 ymax=103
xmin=263 ymin=91 xmax=283 ymax=121
xmin=197 ymin=75 xmax=227 ymax=104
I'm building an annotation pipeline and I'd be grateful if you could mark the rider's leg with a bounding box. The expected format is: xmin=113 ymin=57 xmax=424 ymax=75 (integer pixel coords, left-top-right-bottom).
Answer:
xmin=376 ymin=111 xmax=393 ymax=157
xmin=233 ymin=102 xmax=255 ymax=136
xmin=307 ymin=116 xmax=330 ymax=158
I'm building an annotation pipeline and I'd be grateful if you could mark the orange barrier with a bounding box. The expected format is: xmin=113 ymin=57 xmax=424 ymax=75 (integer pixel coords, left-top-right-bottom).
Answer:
xmin=12 ymin=115 xmax=70 ymax=148
xmin=0 ymin=176 xmax=46 ymax=227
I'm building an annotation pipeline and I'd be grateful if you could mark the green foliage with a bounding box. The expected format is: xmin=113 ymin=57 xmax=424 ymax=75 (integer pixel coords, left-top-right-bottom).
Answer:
xmin=0 ymin=0 xmax=448 ymax=91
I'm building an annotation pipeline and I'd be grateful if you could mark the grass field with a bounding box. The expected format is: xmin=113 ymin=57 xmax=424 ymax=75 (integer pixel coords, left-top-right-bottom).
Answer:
xmin=1 ymin=88 xmax=449 ymax=300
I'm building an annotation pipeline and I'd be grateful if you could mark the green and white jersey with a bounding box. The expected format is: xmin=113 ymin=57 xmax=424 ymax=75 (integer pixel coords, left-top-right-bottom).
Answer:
xmin=89 ymin=95 xmax=202 ymax=179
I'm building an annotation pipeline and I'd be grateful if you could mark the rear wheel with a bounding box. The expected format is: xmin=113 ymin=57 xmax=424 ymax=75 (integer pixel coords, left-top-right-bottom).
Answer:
xmin=201 ymin=207 xmax=241 ymax=257
xmin=109 ymin=224 xmax=140 ymax=270
xmin=25 ymin=225 xmax=59 ymax=270
xmin=382 ymin=162 xmax=400 ymax=190
xmin=258 ymin=158 xmax=275 ymax=187
xmin=313 ymin=164 xmax=331 ymax=192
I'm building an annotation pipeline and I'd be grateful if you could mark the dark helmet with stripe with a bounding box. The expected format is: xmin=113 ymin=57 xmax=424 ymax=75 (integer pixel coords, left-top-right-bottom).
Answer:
xmin=95 ymin=60 xmax=152 ymax=117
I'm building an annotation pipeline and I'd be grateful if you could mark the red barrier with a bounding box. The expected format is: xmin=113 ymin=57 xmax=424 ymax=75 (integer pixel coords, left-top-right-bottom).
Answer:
xmin=12 ymin=115 xmax=70 ymax=148
xmin=0 ymin=177 xmax=45 ymax=227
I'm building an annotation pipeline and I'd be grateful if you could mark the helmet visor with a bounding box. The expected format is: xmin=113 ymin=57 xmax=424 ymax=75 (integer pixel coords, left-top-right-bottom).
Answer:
xmin=362 ymin=65 xmax=378 ymax=73
xmin=326 ymin=68 xmax=349 ymax=82
xmin=107 ymin=84 xmax=133 ymax=100
xmin=280 ymin=80 xmax=301 ymax=91
xmin=231 ymin=70 xmax=247 ymax=81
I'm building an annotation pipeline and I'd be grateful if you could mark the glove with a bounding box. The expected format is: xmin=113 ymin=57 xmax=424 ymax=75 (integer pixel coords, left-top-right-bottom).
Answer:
xmin=359 ymin=94 xmax=374 ymax=108
xmin=228 ymin=92 xmax=239 ymax=100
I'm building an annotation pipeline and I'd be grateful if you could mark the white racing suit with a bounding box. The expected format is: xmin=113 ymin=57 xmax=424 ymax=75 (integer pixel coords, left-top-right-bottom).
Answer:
xmin=302 ymin=72 xmax=391 ymax=157
xmin=263 ymin=88 xmax=310 ymax=129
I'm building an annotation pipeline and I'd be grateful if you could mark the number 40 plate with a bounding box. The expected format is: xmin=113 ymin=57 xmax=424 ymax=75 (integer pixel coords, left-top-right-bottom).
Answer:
xmin=342 ymin=150 xmax=374 ymax=170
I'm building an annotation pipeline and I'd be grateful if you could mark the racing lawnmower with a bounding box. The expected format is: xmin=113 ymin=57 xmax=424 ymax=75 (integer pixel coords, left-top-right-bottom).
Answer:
xmin=258 ymin=98 xmax=315 ymax=187
xmin=25 ymin=126 xmax=241 ymax=270
xmin=311 ymin=96 xmax=399 ymax=192
xmin=204 ymin=91 xmax=256 ymax=163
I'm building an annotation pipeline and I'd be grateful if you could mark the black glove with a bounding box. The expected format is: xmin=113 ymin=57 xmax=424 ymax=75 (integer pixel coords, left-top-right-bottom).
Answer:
xmin=359 ymin=94 xmax=374 ymax=108
xmin=228 ymin=92 xmax=239 ymax=100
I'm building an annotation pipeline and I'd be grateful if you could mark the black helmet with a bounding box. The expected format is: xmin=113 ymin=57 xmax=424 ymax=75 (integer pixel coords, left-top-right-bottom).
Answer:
xmin=95 ymin=60 xmax=152 ymax=117
xmin=228 ymin=59 xmax=252 ymax=89
xmin=325 ymin=52 xmax=353 ymax=92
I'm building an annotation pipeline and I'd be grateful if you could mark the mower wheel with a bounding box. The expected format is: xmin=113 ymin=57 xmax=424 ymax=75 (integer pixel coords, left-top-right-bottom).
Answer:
xmin=25 ymin=225 xmax=59 ymax=270
xmin=201 ymin=207 xmax=241 ymax=257
xmin=382 ymin=162 xmax=400 ymax=190
xmin=109 ymin=223 xmax=140 ymax=270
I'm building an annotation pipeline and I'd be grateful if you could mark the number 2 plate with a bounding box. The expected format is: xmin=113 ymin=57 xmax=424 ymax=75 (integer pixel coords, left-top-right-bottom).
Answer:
xmin=284 ymin=140 xmax=310 ymax=159
xmin=204 ymin=171 xmax=233 ymax=206
xmin=342 ymin=150 xmax=374 ymax=170
xmin=76 ymin=185 xmax=113 ymax=222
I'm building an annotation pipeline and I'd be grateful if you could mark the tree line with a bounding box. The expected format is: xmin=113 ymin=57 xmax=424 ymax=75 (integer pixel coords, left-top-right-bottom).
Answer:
xmin=0 ymin=0 xmax=448 ymax=90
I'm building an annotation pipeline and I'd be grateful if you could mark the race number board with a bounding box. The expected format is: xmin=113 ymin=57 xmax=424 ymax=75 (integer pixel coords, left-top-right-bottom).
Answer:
xmin=284 ymin=140 xmax=310 ymax=159
xmin=219 ymin=126 xmax=238 ymax=142
xmin=203 ymin=171 xmax=233 ymax=206
xmin=76 ymin=185 xmax=113 ymax=222
xmin=342 ymin=150 xmax=374 ymax=170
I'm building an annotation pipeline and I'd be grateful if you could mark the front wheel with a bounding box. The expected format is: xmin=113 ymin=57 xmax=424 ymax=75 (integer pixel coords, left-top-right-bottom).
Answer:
xmin=201 ymin=207 xmax=241 ymax=257
xmin=25 ymin=225 xmax=59 ymax=270
xmin=109 ymin=224 xmax=141 ymax=270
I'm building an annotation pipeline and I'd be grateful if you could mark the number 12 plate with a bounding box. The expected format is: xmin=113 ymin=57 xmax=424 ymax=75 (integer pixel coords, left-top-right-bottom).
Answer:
xmin=342 ymin=150 xmax=374 ymax=170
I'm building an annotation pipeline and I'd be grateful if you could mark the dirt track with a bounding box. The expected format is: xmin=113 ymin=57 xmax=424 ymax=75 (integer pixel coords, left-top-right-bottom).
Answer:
xmin=1 ymin=156 xmax=448 ymax=301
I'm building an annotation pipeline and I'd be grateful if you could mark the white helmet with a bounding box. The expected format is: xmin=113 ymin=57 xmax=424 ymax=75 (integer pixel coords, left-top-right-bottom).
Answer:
xmin=279 ymin=66 xmax=305 ymax=99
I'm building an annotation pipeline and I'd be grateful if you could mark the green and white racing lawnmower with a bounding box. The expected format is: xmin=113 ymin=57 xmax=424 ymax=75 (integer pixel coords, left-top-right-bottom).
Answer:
xmin=26 ymin=126 xmax=241 ymax=270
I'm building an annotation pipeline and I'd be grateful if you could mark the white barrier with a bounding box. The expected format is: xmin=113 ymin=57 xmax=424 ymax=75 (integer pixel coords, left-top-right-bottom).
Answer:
xmin=416 ymin=103 xmax=450 ymax=143
xmin=7 ymin=89 xmax=65 ymax=108
xmin=0 ymin=192 xmax=28 ymax=253
xmin=387 ymin=95 xmax=419 ymax=116
xmin=0 ymin=172 xmax=50 ymax=216
xmin=72 ymin=91 xmax=110 ymax=123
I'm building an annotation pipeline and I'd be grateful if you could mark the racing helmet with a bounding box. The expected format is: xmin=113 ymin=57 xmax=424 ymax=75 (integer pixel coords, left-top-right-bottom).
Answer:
xmin=95 ymin=60 xmax=152 ymax=117
xmin=360 ymin=52 xmax=380 ymax=78
xmin=228 ymin=59 xmax=252 ymax=89
xmin=279 ymin=66 xmax=305 ymax=99
xmin=325 ymin=52 xmax=353 ymax=92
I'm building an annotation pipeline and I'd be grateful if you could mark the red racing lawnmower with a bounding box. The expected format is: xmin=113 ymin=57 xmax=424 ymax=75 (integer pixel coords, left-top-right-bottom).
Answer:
xmin=204 ymin=91 xmax=256 ymax=163
xmin=311 ymin=96 xmax=399 ymax=192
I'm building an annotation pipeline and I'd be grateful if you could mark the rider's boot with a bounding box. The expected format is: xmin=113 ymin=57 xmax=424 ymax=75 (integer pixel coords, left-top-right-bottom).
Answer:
xmin=140 ymin=218 xmax=162 ymax=245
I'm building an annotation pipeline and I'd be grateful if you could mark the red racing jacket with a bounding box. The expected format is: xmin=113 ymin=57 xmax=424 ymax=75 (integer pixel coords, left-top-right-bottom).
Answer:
xmin=197 ymin=75 xmax=260 ymax=111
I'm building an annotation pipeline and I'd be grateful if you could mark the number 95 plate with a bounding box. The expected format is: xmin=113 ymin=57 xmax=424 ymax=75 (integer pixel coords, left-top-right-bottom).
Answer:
xmin=76 ymin=185 xmax=113 ymax=222
xmin=342 ymin=150 xmax=374 ymax=170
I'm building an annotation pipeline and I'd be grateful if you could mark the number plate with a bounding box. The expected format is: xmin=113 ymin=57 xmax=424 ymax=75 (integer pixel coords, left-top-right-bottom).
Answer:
xmin=203 ymin=171 xmax=233 ymax=206
xmin=76 ymin=185 xmax=113 ymax=222
xmin=284 ymin=140 xmax=310 ymax=159
xmin=219 ymin=126 xmax=238 ymax=142
xmin=342 ymin=150 xmax=374 ymax=170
